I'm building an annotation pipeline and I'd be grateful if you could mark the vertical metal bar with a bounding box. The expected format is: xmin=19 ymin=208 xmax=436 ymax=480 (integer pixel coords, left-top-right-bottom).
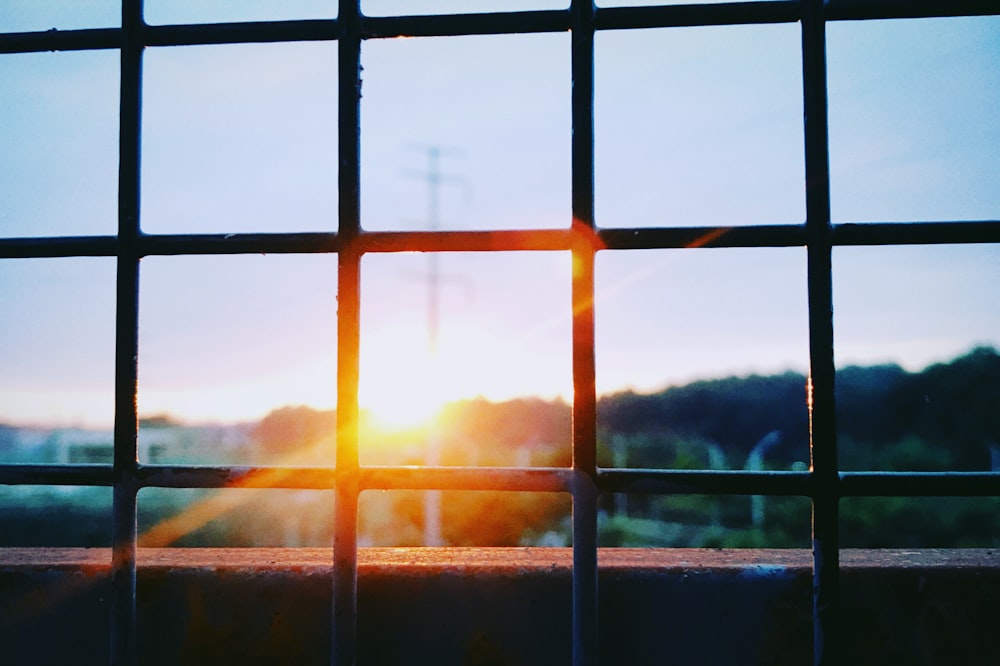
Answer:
xmin=801 ymin=1 xmax=840 ymax=665
xmin=571 ymin=3 xmax=599 ymax=666
xmin=111 ymin=2 xmax=143 ymax=665
xmin=334 ymin=1 xmax=361 ymax=665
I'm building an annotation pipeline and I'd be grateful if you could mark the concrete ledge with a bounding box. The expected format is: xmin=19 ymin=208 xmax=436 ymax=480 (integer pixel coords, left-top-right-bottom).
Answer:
xmin=1 ymin=548 xmax=997 ymax=665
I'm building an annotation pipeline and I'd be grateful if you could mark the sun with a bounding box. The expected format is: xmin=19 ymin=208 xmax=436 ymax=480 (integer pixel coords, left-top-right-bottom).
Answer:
xmin=358 ymin=305 xmax=573 ymax=436
xmin=358 ymin=325 xmax=452 ymax=432
xmin=359 ymin=359 xmax=448 ymax=432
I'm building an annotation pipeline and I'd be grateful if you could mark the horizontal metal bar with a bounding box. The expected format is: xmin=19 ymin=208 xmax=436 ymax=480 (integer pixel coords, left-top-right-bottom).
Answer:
xmin=3 ymin=220 xmax=996 ymax=262
xmin=0 ymin=27 xmax=119 ymax=54
xmin=358 ymin=228 xmax=572 ymax=253
xmin=136 ymin=464 xmax=336 ymax=489
xmin=598 ymin=469 xmax=813 ymax=496
xmin=144 ymin=19 xmax=338 ymax=47
xmin=826 ymin=0 xmax=1000 ymax=21
xmin=595 ymin=1 xmax=800 ymax=30
xmin=597 ymin=224 xmax=806 ymax=250
xmin=0 ymin=236 xmax=118 ymax=258
xmin=362 ymin=10 xmax=569 ymax=39
xmin=360 ymin=466 xmax=573 ymax=492
xmin=840 ymin=472 xmax=1000 ymax=497
xmin=0 ymin=464 xmax=114 ymax=486
xmin=139 ymin=232 xmax=342 ymax=255
xmin=5 ymin=463 xmax=998 ymax=497
xmin=2 ymin=3 xmax=997 ymax=55
xmin=832 ymin=221 xmax=1000 ymax=246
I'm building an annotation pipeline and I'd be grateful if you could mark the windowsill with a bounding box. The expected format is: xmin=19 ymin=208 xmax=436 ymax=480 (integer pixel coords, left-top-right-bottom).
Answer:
xmin=2 ymin=548 xmax=997 ymax=665
xmin=1 ymin=545 xmax=996 ymax=570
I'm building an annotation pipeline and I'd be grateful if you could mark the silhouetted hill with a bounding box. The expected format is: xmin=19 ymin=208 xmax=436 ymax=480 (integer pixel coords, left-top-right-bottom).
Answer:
xmin=595 ymin=346 xmax=999 ymax=471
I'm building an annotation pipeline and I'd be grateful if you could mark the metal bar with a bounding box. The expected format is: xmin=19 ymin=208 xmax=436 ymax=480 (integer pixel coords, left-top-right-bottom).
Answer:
xmin=801 ymin=0 xmax=840 ymax=664
xmin=598 ymin=469 xmax=813 ymax=496
xmin=826 ymin=0 xmax=1000 ymax=21
xmin=0 ymin=464 xmax=115 ymax=486
xmin=832 ymin=221 xmax=1000 ymax=246
xmin=839 ymin=472 xmax=1000 ymax=497
xmin=145 ymin=19 xmax=337 ymax=47
xmin=570 ymin=3 xmax=599 ymax=666
xmin=333 ymin=2 xmax=362 ymax=664
xmin=138 ymin=232 xmax=341 ymax=256
xmin=5 ymin=219 xmax=999 ymax=259
xmin=0 ymin=27 xmax=119 ymax=54
xmin=362 ymin=10 xmax=569 ymax=39
xmin=2 ymin=2 xmax=997 ymax=57
xmin=110 ymin=2 xmax=143 ymax=665
xmin=595 ymin=0 xmax=800 ymax=30
xmin=136 ymin=465 xmax=336 ymax=489
xmin=356 ymin=228 xmax=571 ymax=253
xmin=0 ymin=236 xmax=119 ymax=258
xmin=360 ymin=466 xmax=572 ymax=492
xmin=597 ymin=224 xmax=806 ymax=250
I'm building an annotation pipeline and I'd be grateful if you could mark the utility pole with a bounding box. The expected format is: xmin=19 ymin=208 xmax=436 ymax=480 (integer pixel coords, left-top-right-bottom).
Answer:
xmin=404 ymin=145 xmax=465 ymax=547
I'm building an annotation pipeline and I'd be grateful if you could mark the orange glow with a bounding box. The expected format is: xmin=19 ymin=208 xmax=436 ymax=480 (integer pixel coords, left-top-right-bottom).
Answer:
xmin=137 ymin=440 xmax=334 ymax=548
xmin=359 ymin=315 xmax=571 ymax=434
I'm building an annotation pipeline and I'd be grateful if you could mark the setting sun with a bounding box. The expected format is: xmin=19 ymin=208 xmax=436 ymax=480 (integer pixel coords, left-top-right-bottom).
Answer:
xmin=358 ymin=312 xmax=571 ymax=433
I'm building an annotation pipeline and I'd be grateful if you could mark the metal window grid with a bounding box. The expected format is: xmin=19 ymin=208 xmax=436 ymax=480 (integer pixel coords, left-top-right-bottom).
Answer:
xmin=1 ymin=1 xmax=999 ymax=665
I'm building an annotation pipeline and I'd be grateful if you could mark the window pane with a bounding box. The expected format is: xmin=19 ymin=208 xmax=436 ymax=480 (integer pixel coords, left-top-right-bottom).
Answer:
xmin=595 ymin=24 xmax=803 ymax=228
xmin=359 ymin=251 xmax=571 ymax=465
xmin=0 ymin=259 xmax=116 ymax=438
xmin=138 ymin=254 xmax=337 ymax=463
xmin=596 ymin=247 xmax=809 ymax=469
xmin=828 ymin=17 xmax=1000 ymax=223
xmin=361 ymin=33 xmax=570 ymax=231
xmin=842 ymin=497 xmax=1000 ymax=548
xmin=0 ymin=52 xmax=119 ymax=238
xmin=139 ymin=487 xmax=335 ymax=547
xmin=145 ymin=0 xmax=336 ymax=25
xmin=360 ymin=490 xmax=571 ymax=546
xmin=142 ymin=43 xmax=338 ymax=234
xmin=834 ymin=245 xmax=1000 ymax=472
xmin=597 ymin=493 xmax=811 ymax=548
xmin=0 ymin=1 xmax=120 ymax=31
xmin=0 ymin=486 xmax=111 ymax=546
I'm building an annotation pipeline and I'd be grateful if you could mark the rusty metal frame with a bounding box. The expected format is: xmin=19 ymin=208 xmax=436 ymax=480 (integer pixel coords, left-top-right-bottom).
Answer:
xmin=1 ymin=2 xmax=999 ymax=665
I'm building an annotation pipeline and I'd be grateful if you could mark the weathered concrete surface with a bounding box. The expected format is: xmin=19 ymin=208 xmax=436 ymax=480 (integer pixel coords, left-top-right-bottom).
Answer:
xmin=0 ymin=548 xmax=997 ymax=665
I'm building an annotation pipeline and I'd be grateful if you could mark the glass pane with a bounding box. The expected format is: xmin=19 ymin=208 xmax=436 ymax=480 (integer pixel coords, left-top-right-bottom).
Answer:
xmin=0 ymin=51 xmax=119 ymax=238
xmin=0 ymin=485 xmax=111 ymax=546
xmin=0 ymin=259 xmax=116 ymax=439
xmin=138 ymin=254 xmax=337 ymax=464
xmin=595 ymin=24 xmax=803 ymax=228
xmin=828 ymin=17 xmax=1000 ymax=223
xmin=360 ymin=490 xmax=571 ymax=546
xmin=142 ymin=42 xmax=338 ymax=234
xmin=595 ymin=248 xmax=810 ymax=470
xmin=359 ymin=251 xmax=571 ymax=465
xmin=842 ymin=497 xmax=1000 ymax=548
xmin=139 ymin=487 xmax=335 ymax=547
xmin=834 ymin=245 xmax=1000 ymax=472
xmin=0 ymin=1 xmax=120 ymax=31
xmin=145 ymin=0 xmax=336 ymax=25
xmin=597 ymin=493 xmax=811 ymax=548
xmin=363 ymin=0 xmax=566 ymax=15
xmin=361 ymin=33 xmax=569 ymax=231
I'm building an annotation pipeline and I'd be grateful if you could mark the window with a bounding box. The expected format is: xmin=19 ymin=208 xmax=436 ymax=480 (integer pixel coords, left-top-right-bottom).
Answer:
xmin=1 ymin=2 xmax=998 ymax=665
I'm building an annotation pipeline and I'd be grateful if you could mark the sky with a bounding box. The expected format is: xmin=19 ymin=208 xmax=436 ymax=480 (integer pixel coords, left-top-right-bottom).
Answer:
xmin=0 ymin=3 xmax=998 ymax=428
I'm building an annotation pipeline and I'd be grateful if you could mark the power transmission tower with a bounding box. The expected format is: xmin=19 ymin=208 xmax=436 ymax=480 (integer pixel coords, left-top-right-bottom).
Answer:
xmin=403 ymin=145 xmax=468 ymax=547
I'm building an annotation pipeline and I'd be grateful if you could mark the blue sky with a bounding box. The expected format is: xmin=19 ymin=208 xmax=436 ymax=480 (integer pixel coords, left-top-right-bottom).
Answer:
xmin=0 ymin=5 xmax=997 ymax=426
